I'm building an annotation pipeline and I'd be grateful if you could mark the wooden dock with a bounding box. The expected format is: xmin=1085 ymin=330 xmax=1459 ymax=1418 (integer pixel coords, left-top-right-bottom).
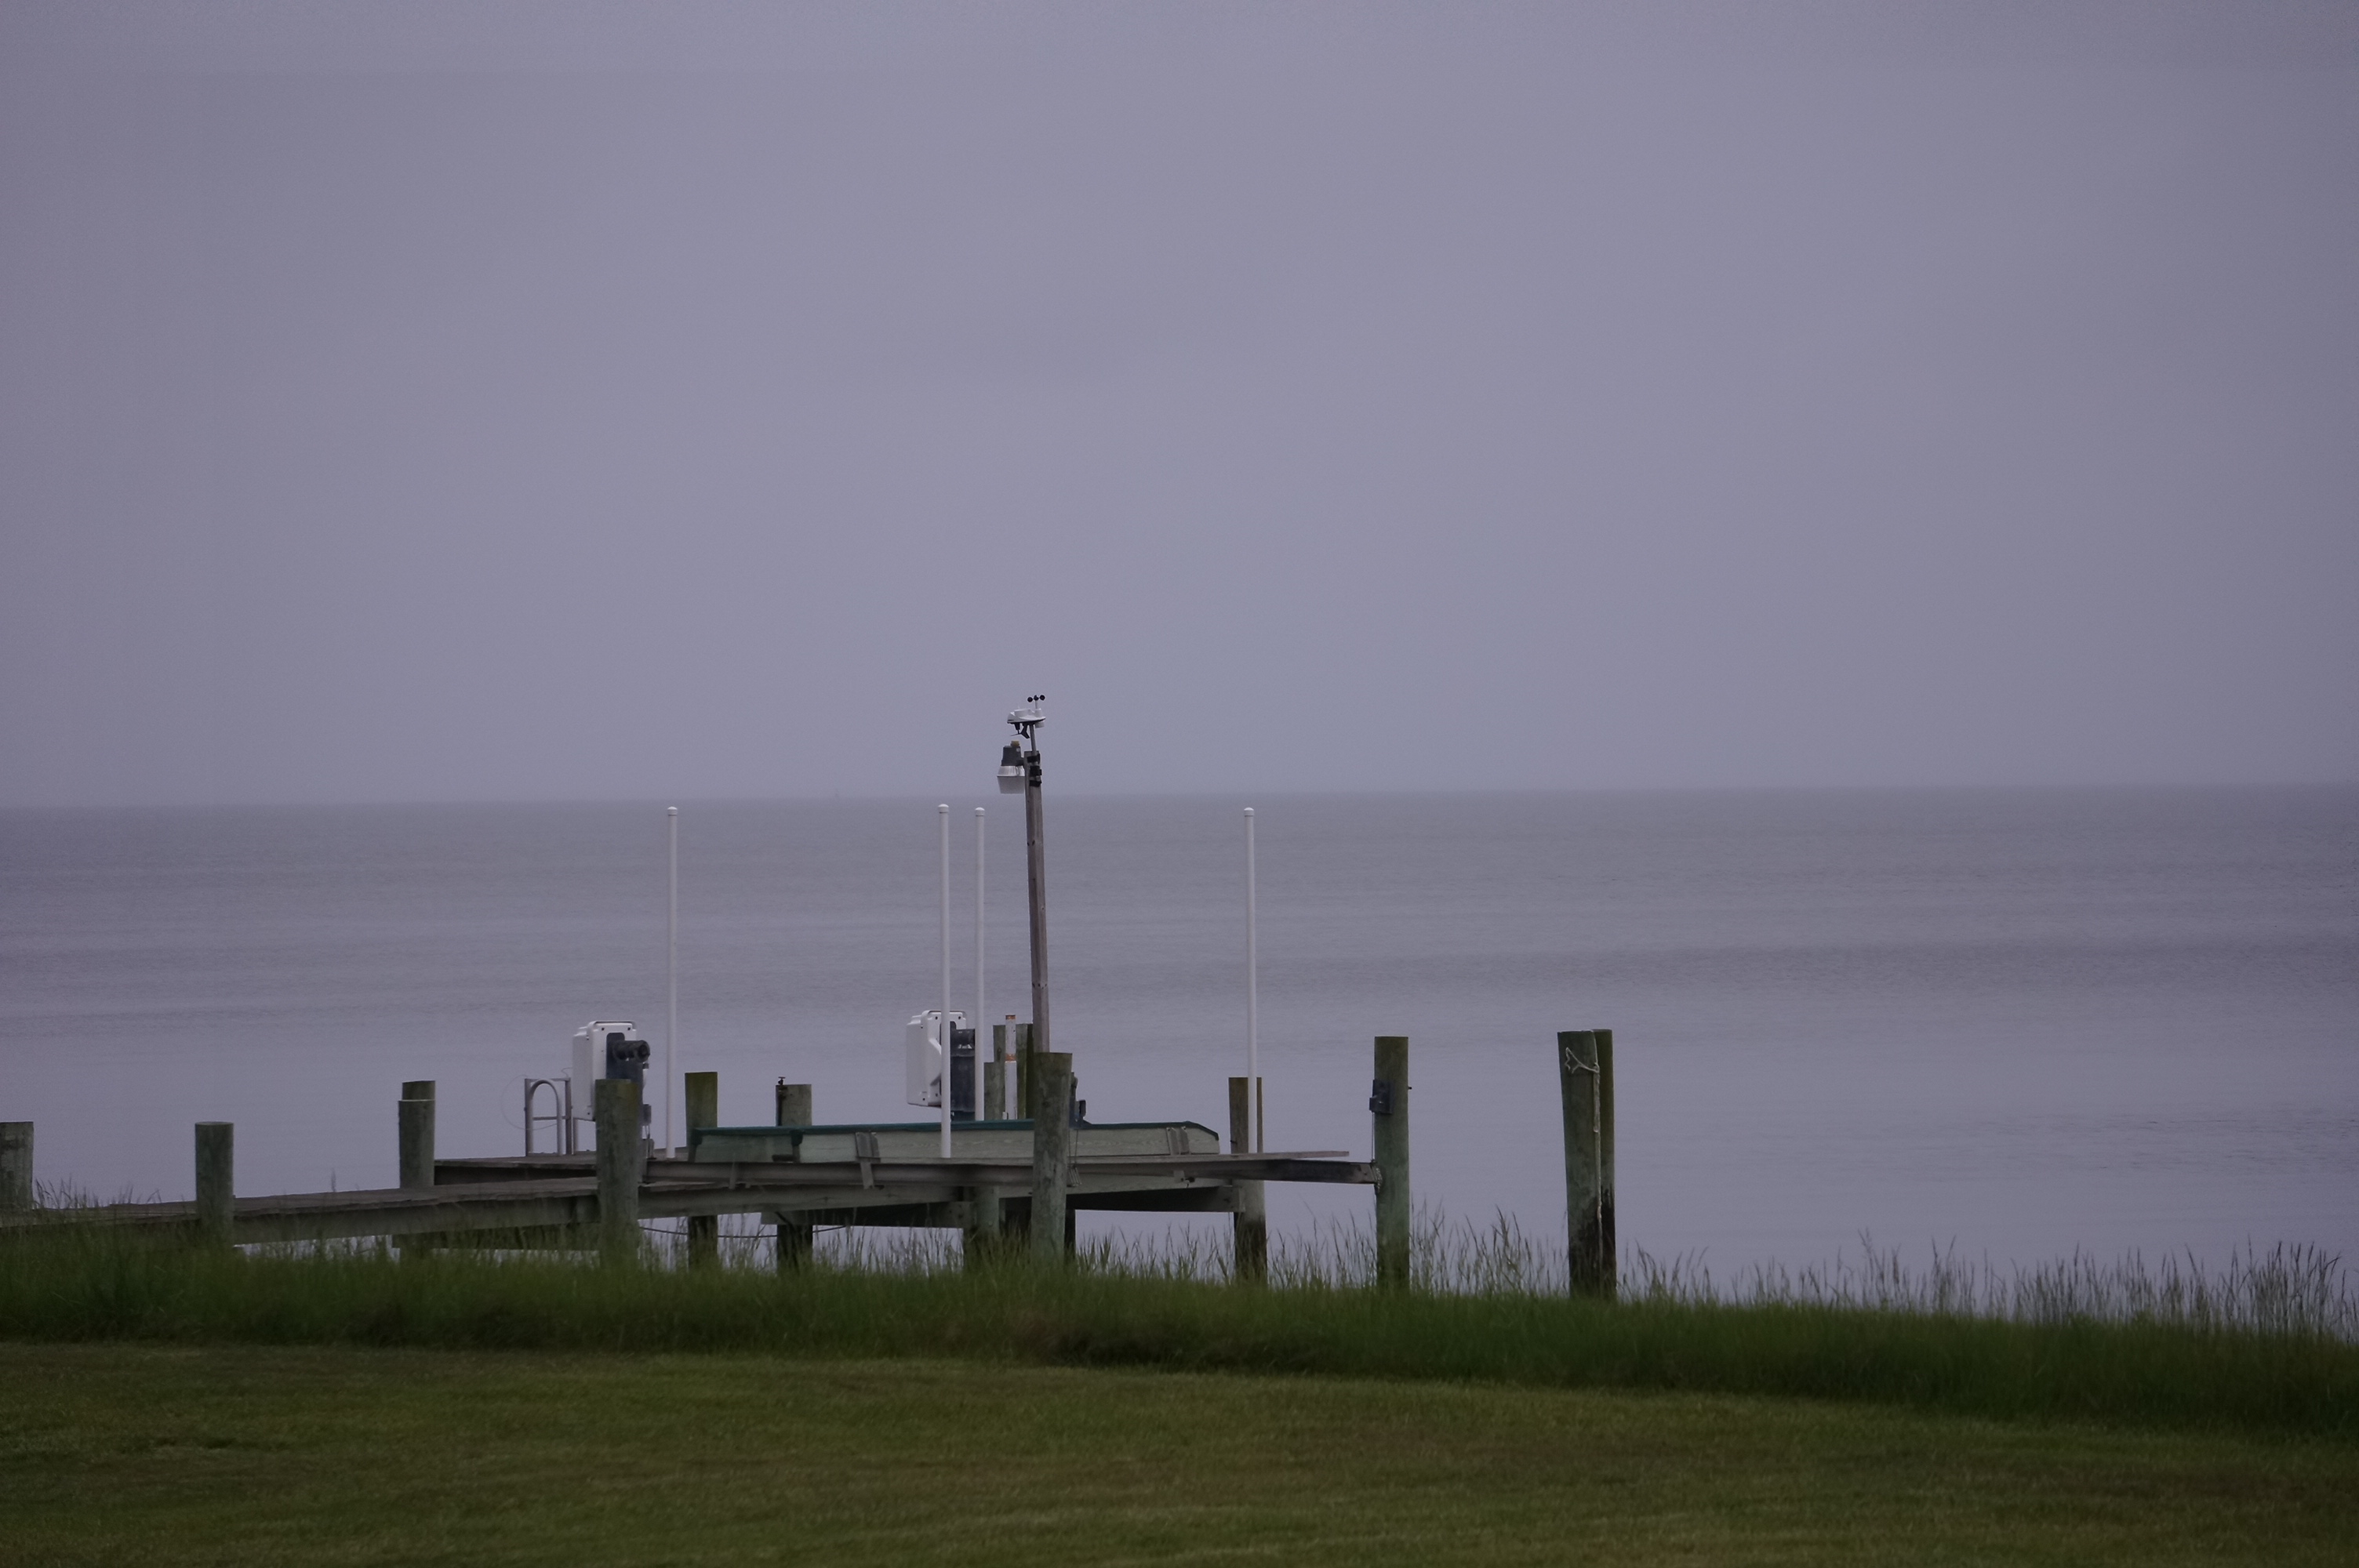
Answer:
xmin=0 ymin=1029 xmax=1623 ymax=1294
xmin=0 ymin=1113 xmax=1376 ymax=1251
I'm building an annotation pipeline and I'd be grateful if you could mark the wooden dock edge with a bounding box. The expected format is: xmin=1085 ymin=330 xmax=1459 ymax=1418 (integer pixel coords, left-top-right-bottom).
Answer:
xmin=0 ymin=1155 xmax=1376 ymax=1248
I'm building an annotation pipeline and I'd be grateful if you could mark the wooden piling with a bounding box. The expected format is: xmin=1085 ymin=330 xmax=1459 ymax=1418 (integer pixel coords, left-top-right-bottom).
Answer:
xmin=398 ymin=1082 xmax=435 ymax=1190
xmin=774 ymin=1082 xmax=813 ymax=1269
xmin=0 ymin=1122 xmax=31 ymax=1212
xmin=684 ymin=1070 xmax=719 ymax=1268
xmin=594 ymin=1078 xmax=642 ymax=1265
xmin=396 ymin=1081 xmax=436 ymax=1260
xmin=1371 ymin=1036 xmax=1410 ymax=1289
xmin=1018 ymin=1025 xmax=1040 ymax=1116
xmin=985 ymin=1022 xmax=1009 ymax=1120
xmin=1228 ymin=1076 xmax=1267 ymax=1283
xmin=966 ymin=1036 xmax=1005 ymax=1266
xmin=1028 ymin=1051 xmax=1074 ymax=1264
xmin=774 ymin=1080 xmax=812 ymax=1127
xmin=964 ymin=1188 xmax=1004 ymax=1269
xmin=1558 ymin=1029 xmax=1614 ymax=1296
xmin=998 ymin=1029 xmax=1034 ymax=1248
xmin=1012 ymin=1022 xmax=1034 ymax=1120
xmin=1596 ymin=1026 xmax=1617 ymax=1287
xmin=194 ymin=1121 xmax=234 ymax=1247
xmin=684 ymin=1072 xmax=718 ymax=1140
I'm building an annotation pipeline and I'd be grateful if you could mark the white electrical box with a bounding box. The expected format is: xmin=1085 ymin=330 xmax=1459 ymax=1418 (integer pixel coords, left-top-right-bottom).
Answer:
xmin=905 ymin=1010 xmax=967 ymax=1109
xmin=571 ymin=1019 xmax=642 ymax=1131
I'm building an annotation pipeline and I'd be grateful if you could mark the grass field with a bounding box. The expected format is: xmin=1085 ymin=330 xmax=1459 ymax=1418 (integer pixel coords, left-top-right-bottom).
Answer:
xmin=5 ymin=1341 xmax=2357 ymax=1566
xmin=5 ymin=1233 xmax=2353 ymax=1563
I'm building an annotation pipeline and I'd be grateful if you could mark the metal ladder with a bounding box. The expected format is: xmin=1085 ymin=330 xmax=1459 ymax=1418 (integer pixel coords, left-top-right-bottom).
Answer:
xmin=523 ymin=1078 xmax=577 ymax=1155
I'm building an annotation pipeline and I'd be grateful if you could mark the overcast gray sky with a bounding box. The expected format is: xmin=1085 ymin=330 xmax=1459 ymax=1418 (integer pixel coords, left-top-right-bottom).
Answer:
xmin=3 ymin=2 xmax=2354 ymax=805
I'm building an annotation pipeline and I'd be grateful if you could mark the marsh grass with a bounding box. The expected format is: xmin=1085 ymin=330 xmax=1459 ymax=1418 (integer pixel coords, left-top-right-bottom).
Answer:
xmin=5 ymin=1200 xmax=2353 ymax=1439
xmin=649 ymin=1203 xmax=2358 ymax=1341
xmin=31 ymin=1174 xmax=2346 ymax=1342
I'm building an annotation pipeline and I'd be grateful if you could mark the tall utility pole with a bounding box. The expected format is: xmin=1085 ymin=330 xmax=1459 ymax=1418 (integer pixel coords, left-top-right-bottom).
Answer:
xmin=999 ymin=699 xmax=1049 ymax=1060
xmin=938 ymin=804 xmax=951 ymax=1159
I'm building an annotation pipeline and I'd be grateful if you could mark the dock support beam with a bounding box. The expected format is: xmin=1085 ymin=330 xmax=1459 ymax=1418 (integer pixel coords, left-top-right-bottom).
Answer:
xmin=1558 ymin=1029 xmax=1616 ymax=1297
xmin=0 ymin=1122 xmax=31 ymax=1212
xmin=194 ymin=1122 xmax=234 ymax=1248
xmin=594 ymin=1079 xmax=642 ymax=1265
xmin=684 ymin=1071 xmax=719 ymax=1268
xmin=1228 ymin=1076 xmax=1267 ymax=1283
xmin=1028 ymin=1051 xmax=1074 ymax=1264
xmin=774 ymin=1082 xmax=812 ymax=1269
xmin=1372 ymin=1036 xmax=1410 ymax=1289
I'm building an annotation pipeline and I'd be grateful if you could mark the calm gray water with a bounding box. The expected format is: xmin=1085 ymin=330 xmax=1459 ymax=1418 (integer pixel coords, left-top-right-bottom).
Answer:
xmin=4 ymin=789 xmax=2354 ymax=1273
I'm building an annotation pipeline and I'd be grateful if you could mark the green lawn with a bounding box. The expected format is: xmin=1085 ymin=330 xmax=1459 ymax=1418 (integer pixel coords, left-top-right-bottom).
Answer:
xmin=4 ymin=1342 xmax=2353 ymax=1566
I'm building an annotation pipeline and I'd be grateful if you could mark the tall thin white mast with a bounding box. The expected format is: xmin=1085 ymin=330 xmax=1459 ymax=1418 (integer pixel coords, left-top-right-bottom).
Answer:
xmin=1245 ymin=805 xmax=1259 ymax=1152
xmin=974 ymin=806 xmax=986 ymax=1114
xmin=667 ymin=804 xmax=678 ymax=1156
xmin=938 ymin=803 xmax=952 ymax=1160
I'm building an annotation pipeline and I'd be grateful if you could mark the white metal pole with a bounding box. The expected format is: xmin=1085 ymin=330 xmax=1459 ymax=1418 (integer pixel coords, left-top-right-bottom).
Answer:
xmin=1245 ymin=805 xmax=1258 ymax=1152
xmin=939 ymin=803 xmax=953 ymax=1160
xmin=667 ymin=804 xmax=678 ymax=1157
xmin=974 ymin=807 xmax=986 ymax=1114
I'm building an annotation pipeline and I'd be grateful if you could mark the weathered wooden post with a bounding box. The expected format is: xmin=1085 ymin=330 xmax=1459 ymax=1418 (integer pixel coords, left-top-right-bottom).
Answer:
xmin=594 ymin=1078 xmax=642 ymax=1265
xmin=194 ymin=1121 xmax=234 ymax=1247
xmin=965 ymin=1091 xmax=1005 ymax=1270
xmin=1371 ymin=1036 xmax=1410 ymax=1289
xmin=1063 ymin=1069 xmax=1082 ymax=1254
xmin=774 ymin=1080 xmax=812 ymax=1127
xmin=1596 ymin=1027 xmax=1617 ymax=1283
xmin=1028 ymin=1050 xmax=1074 ymax=1264
xmin=1228 ymin=1076 xmax=1267 ymax=1283
xmin=1558 ymin=1029 xmax=1616 ymax=1297
xmin=962 ymin=1026 xmax=1009 ymax=1266
xmin=773 ymin=1082 xmax=812 ymax=1270
xmin=398 ymin=1082 xmax=436 ymax=1189
xmin=684 ymin=1070 xmax=719 ymax=1268
xmin=985 ymin=1023 xmax=1009 ymax=1120
xmin=998 ymin=1023 xmax=1037 ymax=1247
xmin=0 ymin=1122 xmax=31 ymax=1212
xmin=397 ymin=1080 xmax=437 ymax=1260
xmin=963 ymin=1189 xmax=1003 ymax=1269
xmin=683 ymin=1071 xmax=718 ymax=1141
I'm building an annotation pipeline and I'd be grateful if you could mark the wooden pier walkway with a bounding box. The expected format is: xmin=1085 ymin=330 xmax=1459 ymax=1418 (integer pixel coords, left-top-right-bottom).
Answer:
xmin=1 ymin=1030 xmax=1594 ymax=1292
xmin=0 ymin=1123 xmax=1375 ymax=1248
